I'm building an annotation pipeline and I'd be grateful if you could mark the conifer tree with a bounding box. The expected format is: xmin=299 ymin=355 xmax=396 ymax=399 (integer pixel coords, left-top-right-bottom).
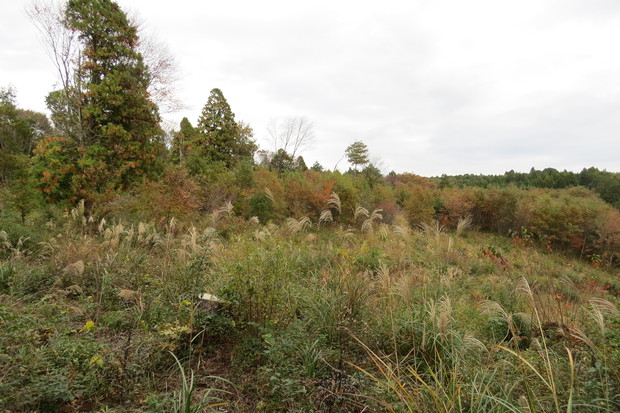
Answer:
xmin=311 ymin=161 xmax=324 ymax=172
xmin=171 ymin=117 xmax=196 ymax=162
xmin=64 ymin=0 xmax=162 ymax=192
xmin=269 ymin=148 xmax=296 ymax=174
xmin=345 ymin=140 xmax=370 ymax=170
xmin=196 ymin=88 xmax=256 ymax=167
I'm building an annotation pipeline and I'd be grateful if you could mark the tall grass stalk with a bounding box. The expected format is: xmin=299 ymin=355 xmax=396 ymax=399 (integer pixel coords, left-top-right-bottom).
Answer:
xmin=170 ymin=352 xmax=233 ymax=413
xmin=516 ymin=276 xmax=561 ymax=413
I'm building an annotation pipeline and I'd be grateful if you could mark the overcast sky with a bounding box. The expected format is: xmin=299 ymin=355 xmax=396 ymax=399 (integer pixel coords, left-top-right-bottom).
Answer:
xmin=1 ymin=0 xmax=619 ymax=175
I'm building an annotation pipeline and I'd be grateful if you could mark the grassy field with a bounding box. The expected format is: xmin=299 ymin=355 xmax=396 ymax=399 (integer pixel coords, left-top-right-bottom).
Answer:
xmin=0 ymin=201 xmax=618 ymax=412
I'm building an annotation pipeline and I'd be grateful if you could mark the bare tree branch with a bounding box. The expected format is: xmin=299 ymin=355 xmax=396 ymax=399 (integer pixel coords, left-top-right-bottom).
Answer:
xmin=266 ymin=116 xmax=315 ymax=158
xmin=128 ymin=11 xmax=184 ymax=115
xmin=27 ymin=1 xmax=77 ymax=93
xmin=27 ymin=1 xmax=85 ymax=142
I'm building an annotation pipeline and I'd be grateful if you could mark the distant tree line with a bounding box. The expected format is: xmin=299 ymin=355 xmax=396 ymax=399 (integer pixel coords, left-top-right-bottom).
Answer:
xmin=433 ymin=167 xmax=620 ymax=209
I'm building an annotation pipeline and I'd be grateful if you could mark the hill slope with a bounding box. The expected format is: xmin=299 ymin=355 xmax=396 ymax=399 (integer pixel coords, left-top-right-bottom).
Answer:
xmin=1 ymin=206 xmax=618 ymax=412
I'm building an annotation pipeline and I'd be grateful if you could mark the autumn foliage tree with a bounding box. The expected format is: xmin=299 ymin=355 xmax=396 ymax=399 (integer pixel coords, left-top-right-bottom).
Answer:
xmin=66 ymin=0 xmax=162 ymax=188
xmin=135 ymin=165 xmax=200 ymax=222
xmin=28 ymin=0 xmax=163 ymax=203
xmin=31 ymin=137 xmax=78 ymax=201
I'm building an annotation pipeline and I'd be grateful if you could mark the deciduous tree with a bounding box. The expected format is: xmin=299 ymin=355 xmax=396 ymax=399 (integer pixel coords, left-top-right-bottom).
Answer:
xmin=0 ymin=87 xmax=51 ymax=156
xmin=27 ymin=1 xmax=82 ymax=140
xmin=267 ymin=116 xmax=315 ymax=158
xmin=0 ymin=88 xmax=52 ymax=184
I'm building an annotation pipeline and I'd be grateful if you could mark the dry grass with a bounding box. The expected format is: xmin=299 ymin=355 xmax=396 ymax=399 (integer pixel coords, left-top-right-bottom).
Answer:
xmin=286 ymin=216 xmax=312 ymax=233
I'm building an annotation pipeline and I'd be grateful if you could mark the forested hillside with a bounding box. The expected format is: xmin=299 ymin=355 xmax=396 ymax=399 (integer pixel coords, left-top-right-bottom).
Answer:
xmin=433 ymin=167 xmax=620 ymax=209
xmin=1 ymin=0 xmax=619 ymax=412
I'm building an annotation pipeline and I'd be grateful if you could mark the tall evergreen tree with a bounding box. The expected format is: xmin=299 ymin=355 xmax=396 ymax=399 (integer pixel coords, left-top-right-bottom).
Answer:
xmin=269 ymin=149 xmax=296 ymax=174
xmin=170 ymin=117 xmax=196 ymax=163
xmin=196 ymin=88 xmax=256 ymax=167
xmin=64 ymin=0 xmax=162 ymax=191
xmin=310 ymin=161 xmax=324 ymax=172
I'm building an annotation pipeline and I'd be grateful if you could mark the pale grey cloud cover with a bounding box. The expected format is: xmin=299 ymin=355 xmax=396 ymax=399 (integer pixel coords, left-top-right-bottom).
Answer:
xmin=1 ymin=0 xmax=619 ymax=175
